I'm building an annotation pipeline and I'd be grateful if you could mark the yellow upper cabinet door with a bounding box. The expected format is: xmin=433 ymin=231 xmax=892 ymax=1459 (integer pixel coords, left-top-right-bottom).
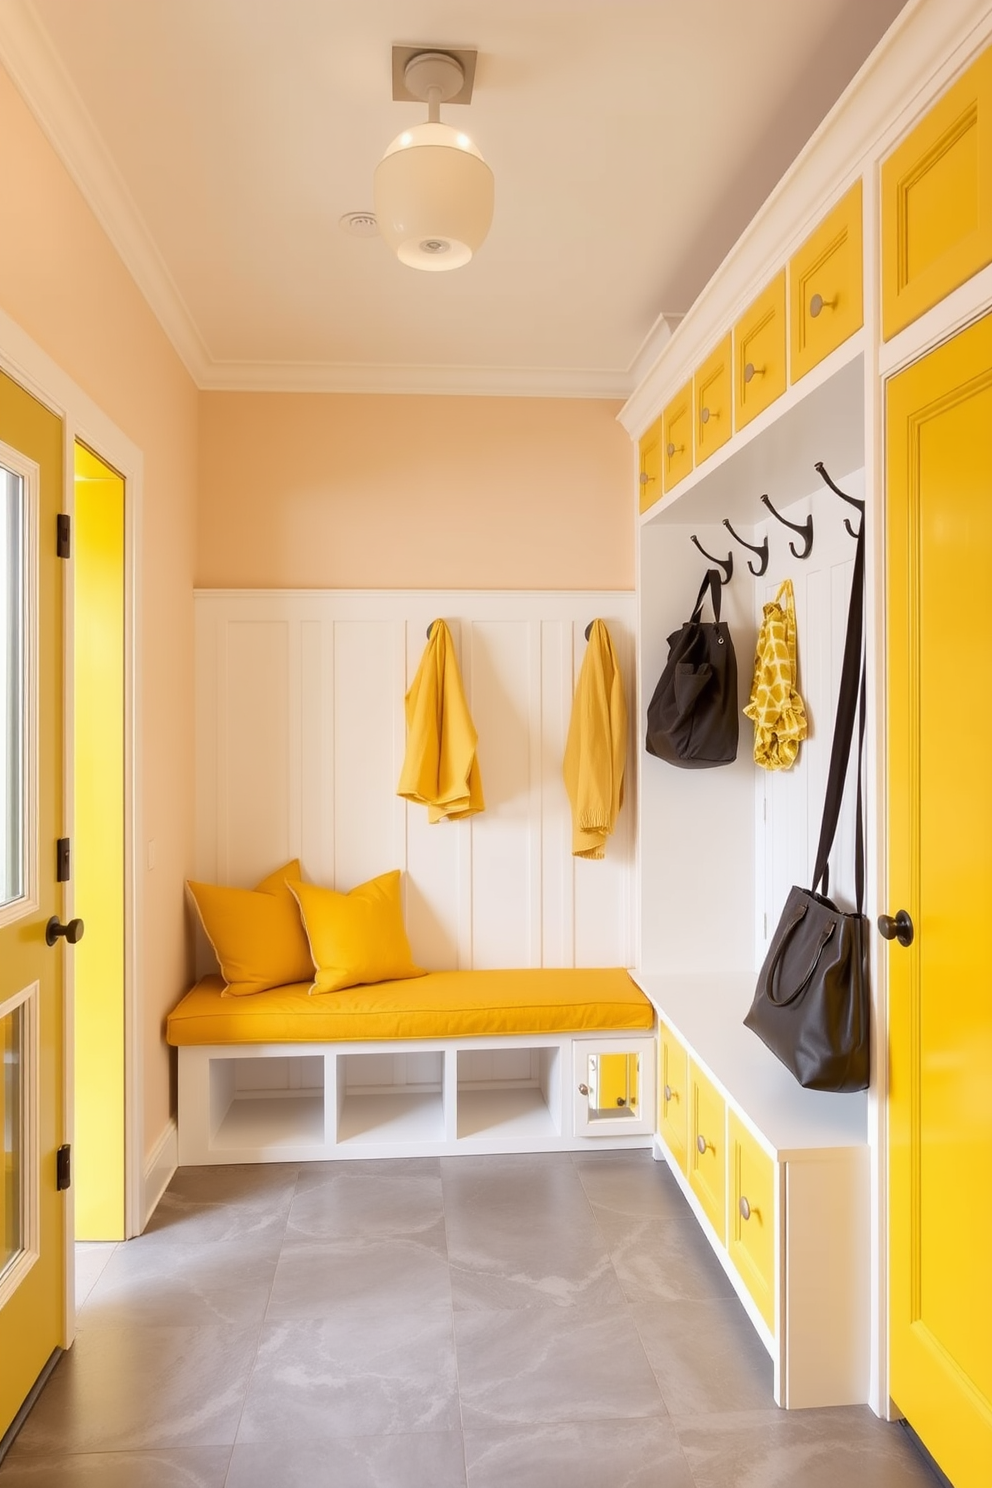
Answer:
xmin=688 ymin=1059 xmax=726 ymax=1241
xmin=662 ymin=381 xmax=693 ymax=494
xmin=887 ymin=310 xmax=992 ymax=1488
xmin=659 ymin=1021 xmax=688 ymax=1174
xmin=694 ymin=336 xmax=732 ymax=464
xmin=881 ymin=46 xmax=992 ymax=341
xmin=789 ymin=181 xmax=863 ymax=381
xmin=735 ymin=271 xmax=786 ymax=429
xmin=638 ymin=416 xmax=662 ymax=514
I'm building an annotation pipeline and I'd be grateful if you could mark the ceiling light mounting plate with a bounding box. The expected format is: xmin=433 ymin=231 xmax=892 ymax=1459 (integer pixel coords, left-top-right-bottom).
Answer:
xmin=390 ymin=45 xmax=477 ymax=104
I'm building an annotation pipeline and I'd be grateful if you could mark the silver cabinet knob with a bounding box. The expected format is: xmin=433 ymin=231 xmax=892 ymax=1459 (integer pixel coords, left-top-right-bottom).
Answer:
xmin=744 ymin=362 xmax=764 ymax=383
xmin=578 ymin=1083 xmax=590 ymax=1096
xmin=739 ymin=1196 xmax=751 ymax=1221
xmin=700 ymin=406 xmax=711 ymax=425
xmin=666 ymin=442 xmax=676 ymax=457
xmin=639 ymin=471 xmax=654 ymax=485
xmin=809 ymin=292 xmax=836 ymax=318
xmin=663 ymin=1084 xmax=672 ymax=1102
xmin=696 ymin=1134 xmax=707 ymax=1154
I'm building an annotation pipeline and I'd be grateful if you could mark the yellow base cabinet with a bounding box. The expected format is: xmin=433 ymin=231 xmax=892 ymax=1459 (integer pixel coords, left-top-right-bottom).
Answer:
xmin=658 ymin=1020 xmax=688 ymax=1174
xmin=636 ymin=976 xmax=869 ymax=1410
xmin=728 ymin=1111 xmax=776 ymax=1333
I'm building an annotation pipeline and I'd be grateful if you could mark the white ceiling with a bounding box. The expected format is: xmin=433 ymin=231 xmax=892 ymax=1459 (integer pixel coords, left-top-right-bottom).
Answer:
xmin=0 ymin=0 xmax=910 ymax=397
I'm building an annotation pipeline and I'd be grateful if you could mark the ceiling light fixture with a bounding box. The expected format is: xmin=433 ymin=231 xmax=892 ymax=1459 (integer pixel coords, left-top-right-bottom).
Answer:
xmin=373 ymin=48 xmax=494 ymax=272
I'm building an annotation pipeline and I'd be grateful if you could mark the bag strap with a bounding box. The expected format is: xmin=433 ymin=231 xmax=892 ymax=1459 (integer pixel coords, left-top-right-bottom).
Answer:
xmin=690 ymin=568 xmax=722 ymax=624
xmin=811 ymin=520 xmax=866 ymax=909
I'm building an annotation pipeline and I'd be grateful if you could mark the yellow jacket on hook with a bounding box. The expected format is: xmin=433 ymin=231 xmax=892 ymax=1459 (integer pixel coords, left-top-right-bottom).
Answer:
xmin=563 ymin=619 xmax=627 ymax=859
xmin=398 ymin=619 xmax=485 ymax=822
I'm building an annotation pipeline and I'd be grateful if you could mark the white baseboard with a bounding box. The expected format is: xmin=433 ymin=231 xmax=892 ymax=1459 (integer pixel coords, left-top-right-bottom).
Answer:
xmin=141 ymin=1116 xmax=178 ymax=1232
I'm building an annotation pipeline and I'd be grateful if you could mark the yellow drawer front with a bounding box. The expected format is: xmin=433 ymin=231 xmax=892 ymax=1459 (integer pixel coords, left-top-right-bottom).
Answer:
xmin=789 ymin=181 xmax=864 ymax=380
xmin=735 ymin=271 xmax=787 ymax=429
xmin=661 ymin=382 xmax=693 ymax=493
xmin=659 ymin=1022 xmax=688 ymax=1173
xmin=638 ymin=417 xmax=662 ymax=513
xmin=694 ymin=335 xmax=732 ymax=464
xmin=688 ymin=1060 xmax=726 ymax=1240
xmin=881 ymin=46 xmax=992 ymax=341
xmin=728 ymin=1112 xmax=776 ymax=1332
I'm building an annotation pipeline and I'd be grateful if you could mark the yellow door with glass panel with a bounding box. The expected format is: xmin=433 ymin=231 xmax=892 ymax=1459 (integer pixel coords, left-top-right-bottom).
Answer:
xmin=886 ymin=311 xmax=992 ymax=1488
xmin=0 ymin=372 xmax=68 ymax=1439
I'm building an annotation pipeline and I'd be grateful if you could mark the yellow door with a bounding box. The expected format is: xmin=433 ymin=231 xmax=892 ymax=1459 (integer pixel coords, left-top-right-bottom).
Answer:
xmin=887 ymin=311 xmax=992 ymax=1488
xmin=0 ymin=373 xmax=68 ymax=1436
xmin=73 ymin=444 xmax=125 ymax=1240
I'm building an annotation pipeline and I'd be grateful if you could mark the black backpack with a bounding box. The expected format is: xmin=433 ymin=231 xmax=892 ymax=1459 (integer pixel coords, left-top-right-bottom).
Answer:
xmin=645 ymin=568 xmax=739 ymax=768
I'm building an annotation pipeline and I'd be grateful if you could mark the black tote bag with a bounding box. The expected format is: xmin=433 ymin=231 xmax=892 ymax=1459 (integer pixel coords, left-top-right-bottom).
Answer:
xmin=744 ymin=522 xmax=870 ymax=1093
xmin=645 ymin=568 xmax=739 ymax=768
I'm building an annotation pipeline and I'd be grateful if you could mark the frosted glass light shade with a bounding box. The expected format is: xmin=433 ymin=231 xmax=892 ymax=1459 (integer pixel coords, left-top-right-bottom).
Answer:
xmin=374 ymin=121 xmax=494 ymax=271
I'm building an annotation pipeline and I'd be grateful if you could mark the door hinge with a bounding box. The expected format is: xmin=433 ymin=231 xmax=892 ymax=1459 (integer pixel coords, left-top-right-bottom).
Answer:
xmin=56 ymin=1145 xmax=71 ymax=1192
xmin=57 ymin=837 xmax=70 ymax=883
xmin=57 ymin=513 xmax=71 ymax=559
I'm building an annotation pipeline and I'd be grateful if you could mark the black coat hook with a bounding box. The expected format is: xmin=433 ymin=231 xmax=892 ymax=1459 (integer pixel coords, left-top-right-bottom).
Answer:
xmin=584 ymin=620 xmax=595 ymax=641
xmin=759 ymin=494 xmax=813 ymax=559
xmin=426 ymin=620 xmax=437 ymax=639
xmin=814 ymin=461 xmax=864 ymax=539
xmin=690 ymin=535 xmax=733 ymax=584
xmin=722 ymin=518 xmax=769 ymax=577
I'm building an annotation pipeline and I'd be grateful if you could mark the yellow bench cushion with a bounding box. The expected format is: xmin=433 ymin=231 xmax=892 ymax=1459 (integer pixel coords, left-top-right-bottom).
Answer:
xmin=166 ymin=968 xmax=653 ymax=1046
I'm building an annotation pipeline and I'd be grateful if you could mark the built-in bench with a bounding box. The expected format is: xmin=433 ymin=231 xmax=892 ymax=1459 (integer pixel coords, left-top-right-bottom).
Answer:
xmin=167 ymin=968 xmax=656 ymax=1164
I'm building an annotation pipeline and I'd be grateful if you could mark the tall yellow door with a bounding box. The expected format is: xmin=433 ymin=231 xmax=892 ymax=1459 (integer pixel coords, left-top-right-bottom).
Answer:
xmin=0 ymin=373 xmax=68 ymax=1437
xmin=886 ymin=311 xmax=992 ymax=1488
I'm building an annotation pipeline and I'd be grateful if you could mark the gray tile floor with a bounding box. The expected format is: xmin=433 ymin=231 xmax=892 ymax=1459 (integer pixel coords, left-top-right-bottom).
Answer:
xmin=2 ymin=1151 xmax=943 ymax=1486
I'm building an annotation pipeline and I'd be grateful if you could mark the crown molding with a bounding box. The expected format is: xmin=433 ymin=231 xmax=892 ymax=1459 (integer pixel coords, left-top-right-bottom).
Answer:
xmin=0 ymin=0 xmax=211 ymax=383
xmin=196 ymin=359 xmax=635 ymax=399
xmin=618 ymin=0 xmax=992 ymax=437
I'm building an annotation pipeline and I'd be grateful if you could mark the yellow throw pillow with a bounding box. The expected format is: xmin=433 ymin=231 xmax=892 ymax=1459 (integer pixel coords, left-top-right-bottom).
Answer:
xmin=186 ymin=860 xmax=314 ymax=996
xmin=289 ymin=870 xmax=426 ymax=995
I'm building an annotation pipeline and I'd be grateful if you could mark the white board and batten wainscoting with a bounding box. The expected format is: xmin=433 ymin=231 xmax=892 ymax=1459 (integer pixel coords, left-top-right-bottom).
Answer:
xmin=191 ymin=590 xmax=648 ymax=1161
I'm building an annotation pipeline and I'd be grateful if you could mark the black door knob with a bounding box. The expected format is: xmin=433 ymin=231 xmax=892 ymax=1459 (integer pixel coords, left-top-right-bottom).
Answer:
xmin=877 ymin=910 xmax=914 ymax=947
xmin=46 ymin=916 xmax=84 ymax=947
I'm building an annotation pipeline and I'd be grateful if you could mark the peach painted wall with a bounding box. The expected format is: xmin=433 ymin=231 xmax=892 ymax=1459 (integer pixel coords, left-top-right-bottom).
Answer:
xmin=0 ymin=66 xmax=198 ymax=1178
xmin=198 ymin=393 xmax=634 ymax=591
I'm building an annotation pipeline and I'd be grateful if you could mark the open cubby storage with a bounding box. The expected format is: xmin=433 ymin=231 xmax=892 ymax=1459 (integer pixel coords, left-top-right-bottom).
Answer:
xmin=177 ymin=1032 xmax=655 ymax=1164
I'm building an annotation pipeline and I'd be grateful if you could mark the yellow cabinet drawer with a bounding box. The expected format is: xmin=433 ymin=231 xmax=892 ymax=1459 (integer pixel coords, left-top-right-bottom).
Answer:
xmin=659 ymin=1021 xmax=688 ymax=1174
xmin=638 ymin=416 xmax=662 ymax=513
xmin=881 ymin=46 xmax=992 ymax=341
xmin=694 ymin=336 xmax=732 ymax=464
xmin=728 ymin=1112 xmax=776 ymax=1332
xmin=661 ymin=381 xmax=693 ymax=493
xmin=688 ymin=1059 xmax=726 ymax=1240
xmin=789 ymin=182 xmax=863 ymax=381
xmin=734 ymin=271 xmax=786 ymax=429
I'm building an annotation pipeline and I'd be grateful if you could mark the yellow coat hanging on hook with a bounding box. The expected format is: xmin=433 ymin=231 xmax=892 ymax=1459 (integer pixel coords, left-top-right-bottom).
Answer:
xmin=743 ymin=579 xmax=808 ymax=770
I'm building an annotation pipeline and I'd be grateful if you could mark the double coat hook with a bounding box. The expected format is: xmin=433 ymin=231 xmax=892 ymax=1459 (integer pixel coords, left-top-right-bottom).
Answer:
xmin=815 ymin=460 xmax=864 ymax=538
xmin=689 ymin=534 xmax=733 ymax=585
xmin=760 ymin=493 xmax=814 ymax=559
xmin=722 ymin=518 xmax=769 ymax=577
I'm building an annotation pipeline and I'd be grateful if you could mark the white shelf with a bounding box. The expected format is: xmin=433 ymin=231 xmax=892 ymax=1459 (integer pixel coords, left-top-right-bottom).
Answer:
xmin=456 ymin=1087 xmax=557 ymax=1140
xmin=212 ymin=1092 xmax=325 ymax=1151
xmin=336 ymin=1090 xmax=446 ymax=1145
